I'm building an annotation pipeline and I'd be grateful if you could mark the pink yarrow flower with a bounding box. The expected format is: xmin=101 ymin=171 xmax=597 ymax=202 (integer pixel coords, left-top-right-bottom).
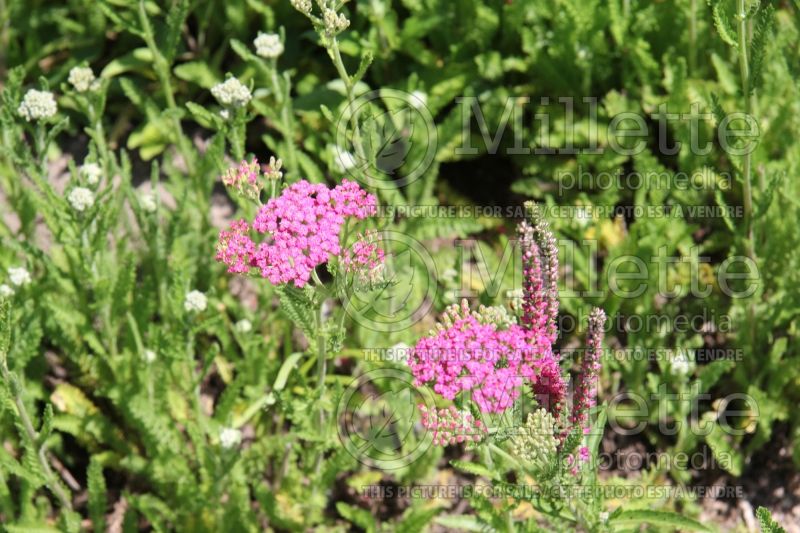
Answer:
xmin=215 ymin=178 xmax=377 ymax=287
xmin=408 ymin=300 xmax=563 ymax=414
xmin=419 ymin=404 xmax=486 ymax=446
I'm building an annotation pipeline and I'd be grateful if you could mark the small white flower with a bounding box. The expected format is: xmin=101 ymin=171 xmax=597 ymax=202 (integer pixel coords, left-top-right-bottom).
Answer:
xmin=219 ymin=109 xmax=230 ymax=120
xmin=140 ymin=192 xmax=157 ymax=213
xmin=254 ymin=32 xmax=284 ymax=59
xmin=410 ymin=90 xmax=427 ymax=110
xmin=671 ymin=353 xmax=692 ymax=376
xmin=0 ymin=284 xmax=14 ymax=298
xmin=290 ymin=0 xmax=312 ymax=14
xmin=334 ymin=147 xmax=356 ymax=172
xmin=323 ymin=8 xmax=350 ymax=34
xmin=143 ymin=349 xmax=157 ymax=363
xmin=184 ymin=290 xmax=208 ymax=313
xmin=574 ymin=206 xmax=591 ymax=227
xmin=599 ymin=511 xmax=609 ymax=523
xmin=385 ymin=342 xmax=410 ymax=363
xmin=8 ymin=267 xmax=31 ymax=287
xmin=17 ymin=89 xmax=57 ymax=121
xmin=235 ymin=319 xmax=252 ymax=333
xmin=211 ymin=78 xmax=251 ymax=108
xmin=219 ymin=427 xmax=242 ymax=449
xmin=440 ymin=268 xmax=458 ymax=282
xmin=67 ymin=187 xmax=95 ymax=212
xmin=68 ymin=67 xmax=97 ymax=93
xmin=80 ymin=162 xmax=102 ymax=185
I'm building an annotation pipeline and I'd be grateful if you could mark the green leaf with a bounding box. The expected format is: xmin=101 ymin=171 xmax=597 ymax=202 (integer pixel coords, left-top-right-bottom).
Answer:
xmin=610 ymin=509 xmax=713 ymax=532
xmin=450 ymin=460 xmax=498 ymax=481
xmin=336 ymin=502 xmax=376 ymax=533
xmin=275 ymin=285 xmax=316 ymax=343
xmin=174 ymin=62 xmax=219 ymax=89
xmin=88 ymin=458 xmax=107 ymax=532
xmin=273 ymin=352 xmax=303 ymax=392
xmin=756 ymin=506 xmax=786 ymax=533
xmin=435 ymin=514 xmax=489 ymax=531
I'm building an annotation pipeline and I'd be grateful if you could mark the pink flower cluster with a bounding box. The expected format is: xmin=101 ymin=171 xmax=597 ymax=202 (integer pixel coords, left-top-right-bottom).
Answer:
xmin=222 ymin=158 xmax=262 ymax=199
xmin=408 ymin=201 xmax=606 ymax=448
xmin=215 ymin=178 xmax=377 ymax=287
xmin=419 ymin=404 xmax=486 ymax=446
xmin=408 ymin=300 xmax=559 ymax=413
xmin=342 ymin=231 xmax=386 ymax=285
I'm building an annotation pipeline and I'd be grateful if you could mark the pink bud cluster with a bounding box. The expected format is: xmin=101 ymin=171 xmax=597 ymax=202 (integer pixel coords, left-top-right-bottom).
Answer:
xmin=419 ymin=404 xmax=486 ymax=446
xmin=222 ymin=158 xmax=263 ymax=199
xmin=570 ymin=308 xmax=606 ymax=434
xmin=566 ymin=445 xmax=591 ymax=475
xmin=341 ymin=231 xmax=386 ymax=285
xmin=215 ymin=178 xmax=378 ymax=287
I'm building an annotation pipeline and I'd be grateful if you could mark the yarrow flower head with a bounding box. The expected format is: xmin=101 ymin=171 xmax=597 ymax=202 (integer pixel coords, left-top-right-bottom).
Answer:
xmin=509 ymin=409 xmax=559 ymax=469
xmin=80 ymin=162 xmax=102 ymax=186
xmin=211 ymin=77 xmax=251 ymax=108
xmin=0 ymin=284 xmax=14 ymax=298
xmin=184 ymin=290 xmax=208 ymax=313
xmin=68 ymin=66 xmax=97 ymax=92
xmin=264 ymin=156 xmax=283 ymax=181
xmin=222 ymin=158 xmax=263 ymax=199
xmin=290 ymin=0 xmax=312 ymax=14
xmin=139 ymin=191 xmax=158 ymax=213
xmin=333 ymin=146 xmax=357 ymax=172
xmin=408 ymin=299 xmax=563 ymax=414
xmin=254 ymin=32 xmax=283 ymax=58
xmin=215 ymin=178 xmax=378 ymax=287
xmin=341 ymin=231 xmax=386 ymax=287
xmin=410 ymin=90 xmax=428 ymax=110
xmin=18 ymin=89 xmax=57 ymax=121
xmin=219 ymin=427 xmax=242 ymax=449
xmin=8 ymin=267 xmax=31 ymax=287
xmin=323 ymin=8 xmax=350 ymax=35
xmin=67 ymin=187 xmax=95 ymax=212
xmin=235 ymin=318 xmax=253 ymax=333
xmin=419 ymin=404 xmax=486 ymax=446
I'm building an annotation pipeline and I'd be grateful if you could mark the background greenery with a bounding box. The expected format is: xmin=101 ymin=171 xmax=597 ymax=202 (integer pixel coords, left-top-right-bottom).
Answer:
xmin=0 ymin=0 xmax=799 ymax=531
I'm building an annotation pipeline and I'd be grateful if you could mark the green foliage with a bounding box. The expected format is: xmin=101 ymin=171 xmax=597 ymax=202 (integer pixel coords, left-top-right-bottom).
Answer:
xmin=0 ymin=0 xmax=799 ymax=530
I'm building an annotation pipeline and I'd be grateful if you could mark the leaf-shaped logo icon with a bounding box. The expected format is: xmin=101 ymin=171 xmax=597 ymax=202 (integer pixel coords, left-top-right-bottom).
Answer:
xmin=365 ymin=108 xmax=414 ymax=175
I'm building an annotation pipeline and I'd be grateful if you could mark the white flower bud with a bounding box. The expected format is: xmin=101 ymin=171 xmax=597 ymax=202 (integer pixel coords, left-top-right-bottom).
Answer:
xmin=264 ymin=156 xmax=283 ymax=181
xmin=67 ymin=187 xmax=95 ymax=212
xmin=68 ymin=67 xmax=97 ymax=93
xmin=143 ymin=349 xmax=157 ymax=363
xmin=184 ymin=290 xmax=207 ymax=313
xmin=323 ymin=9 xmax=350 ymax=34
xmin=334 ymin=147 xmax=356 ymax=172
xmin=410 ymin=90 xmax=428 ymax=110
xmin=290 ymin=0 xmax=312 ymax=14
xmin=211 ymin=78 xmax=252 ymax=108
xmin=0 ymin=284 xmax=15 ymax=298
xmin=8 ymin=267 xmax=31 ymax=287
xmin=254 ymin=32 xmax=284 ymax=59
xmin=18 ymin=89 xmax=57 ymax=121
xmin=219 ymin=427 xmax=242 ymax=449
xmin=140 ymin=192 xmax=157 ymax=213
xmin=80 ymin=162 xmax=103 ymax=185
xmin=235 ymin=319 xmax=252 ymax=333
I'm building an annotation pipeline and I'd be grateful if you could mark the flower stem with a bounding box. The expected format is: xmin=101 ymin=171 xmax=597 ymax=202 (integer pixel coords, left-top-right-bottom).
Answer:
xmin=0 ymin=361 xmax=73 ymax=511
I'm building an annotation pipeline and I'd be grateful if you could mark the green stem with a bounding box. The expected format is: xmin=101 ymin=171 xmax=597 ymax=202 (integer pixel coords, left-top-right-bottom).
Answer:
xmin=0 ymin=363 xmax=73 ymax=511
xmin=736 ymin=0 xmax=755 ymax=262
